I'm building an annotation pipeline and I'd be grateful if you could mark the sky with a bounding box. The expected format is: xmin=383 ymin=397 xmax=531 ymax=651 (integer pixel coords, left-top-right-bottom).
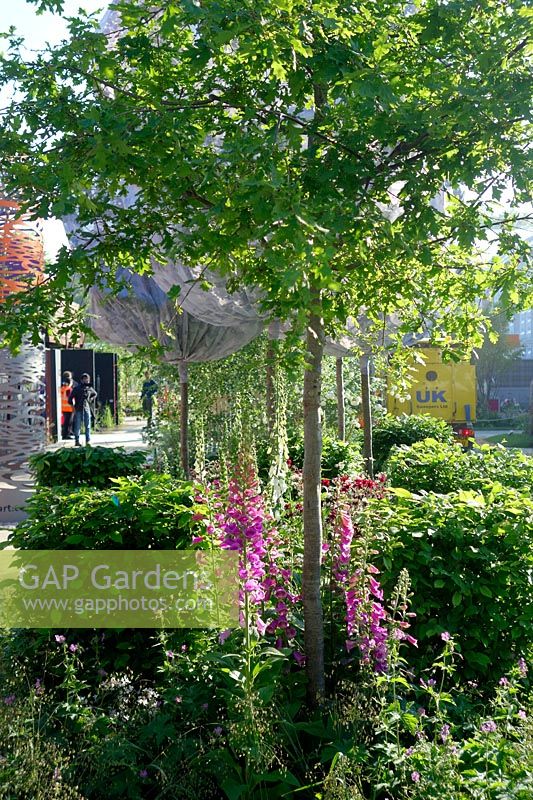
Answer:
xmin=2 ymin=0 xmax=105 ymax=50
xmin=1 ymin=0 xmax=107 ymax=258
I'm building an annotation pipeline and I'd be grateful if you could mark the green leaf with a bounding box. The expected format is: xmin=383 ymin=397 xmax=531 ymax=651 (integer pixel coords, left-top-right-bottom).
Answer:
xmin=452 ymin=592 xmax=462 ymax=607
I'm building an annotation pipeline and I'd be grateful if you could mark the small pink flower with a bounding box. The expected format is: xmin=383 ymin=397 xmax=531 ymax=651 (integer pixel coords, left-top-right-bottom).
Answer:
xmin=69 ymin=644 xmax=78 ymax=653
xmin=255 ymin=616 xmax=267 ymax=636
xmin=139 ymin=769 xmax=148 ymax=779
xmin=517 ymin=709 xmax=527 ymax=721
xmin=440 ymin=631 xmax=451 ymax=642
xmin=218 ymin=629 xmax=231 ymax=644
xmin=411 ymin=771 xmax=420 ymax=783
xmin=54 ymin=635 xmax=65 ymax=644
xmin=3 ymin=694 xmax=15 ymax=706
xmin=174 ymin=696 xmax=182 ymax=704
xmin=213 ymin=726 xmax=223 ymax=736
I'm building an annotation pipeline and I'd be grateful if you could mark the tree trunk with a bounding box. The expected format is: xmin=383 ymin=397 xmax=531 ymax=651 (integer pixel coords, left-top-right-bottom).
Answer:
xmin=360 ymin=353 xmax=374 ymax=477
xmin=179 ymin=362 xmax=189 ymax=477
xmin=303 ymin=292 xmax=325 ymax=707
xmin=336 ymin=357 xmax=345 ymax=441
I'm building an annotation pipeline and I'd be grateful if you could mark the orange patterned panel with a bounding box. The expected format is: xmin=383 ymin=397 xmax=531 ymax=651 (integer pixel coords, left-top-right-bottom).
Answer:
xmin=0 ymin=199 xmax=45 ymax=303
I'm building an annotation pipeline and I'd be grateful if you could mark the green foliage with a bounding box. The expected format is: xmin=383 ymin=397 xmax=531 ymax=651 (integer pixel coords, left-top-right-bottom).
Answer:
xmin=96 ymin=403 xmax=115 ymax=430
xmin=0 ymin=694 xmax=84 ymax=799
xmin=0 ymin=0 xmax=531 ymax=349
xmin=373 ymin=414 xmax=453 ymax=472
xmin=143 ymin=418 xmax=185 ymax=477
xmin=258 ymin=431 xmax=364 ymax=480
xmin=29 ymin=446 xmax=146 ymax=489
xmin=385 ymin=440 xmax=533 ymax=494
xmin=2 ymin=474 xmax=208 ymax=677
xmin=6 ymin=472 xmax=205 ymax=551
xmin=368 ymin=487 xmax=533 ymax=683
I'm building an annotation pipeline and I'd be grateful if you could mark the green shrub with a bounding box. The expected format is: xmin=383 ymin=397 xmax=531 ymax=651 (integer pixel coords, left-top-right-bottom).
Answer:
xmin=29 ymin=446 xmax=146 ymax=489
xmin=373 ymin=414 xmax=453 ymax=472
xmin=96 ymin=403 xmax=115 ymax=429
xmin=385 ymin=439 xmax=533 ymax=494
xmin=3 ymin=473 xmax=208 ymax=676
xmin=7 ymin=472 xmax=206 ymax=551
xmin=368 ymin=486 xmax=533 ymax=683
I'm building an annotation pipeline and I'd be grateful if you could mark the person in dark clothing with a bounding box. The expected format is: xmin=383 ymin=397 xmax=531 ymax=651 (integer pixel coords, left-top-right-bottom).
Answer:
xmin=140 ymin=372 xmax=158 ymax=426
xmin=69 ymin=373 xmax=97 ymax=446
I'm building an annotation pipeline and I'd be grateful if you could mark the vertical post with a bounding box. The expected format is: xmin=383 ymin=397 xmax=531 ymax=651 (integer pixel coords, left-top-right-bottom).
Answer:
xmin=360 ymin=352 xmax=374 ymax=478
xmin=179 ymin=361 xmax=189 ymax=477
xmin=302 ymin=287 xmax=325 ymax=707
xmin=336 ymin=357 xmax=345 ymax=441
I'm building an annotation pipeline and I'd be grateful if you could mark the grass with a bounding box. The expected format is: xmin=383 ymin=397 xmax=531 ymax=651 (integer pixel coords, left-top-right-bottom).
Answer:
xmin=485 ymin=432 xmax=533 ymax=448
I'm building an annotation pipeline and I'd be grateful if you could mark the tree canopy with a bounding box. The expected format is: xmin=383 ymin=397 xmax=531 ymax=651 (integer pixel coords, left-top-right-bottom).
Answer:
xmin=0 ymin=0 xmax=531 ymax=350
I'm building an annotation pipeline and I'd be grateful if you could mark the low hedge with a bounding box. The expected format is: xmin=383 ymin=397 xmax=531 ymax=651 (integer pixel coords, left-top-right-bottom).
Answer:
xmin=385 ymin=439 xmax=533 ymax=495
xmin=29 ymin=446 xmax=147 ymax=489
xmin=7 ymin=472 xmax=206 ymax=551
xmin=372 ymin=414 xmax=453 ymax=472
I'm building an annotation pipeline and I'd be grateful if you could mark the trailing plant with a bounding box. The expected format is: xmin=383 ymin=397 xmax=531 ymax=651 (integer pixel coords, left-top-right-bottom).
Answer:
xmin=29 ymin=446 xmax=146 ymax=489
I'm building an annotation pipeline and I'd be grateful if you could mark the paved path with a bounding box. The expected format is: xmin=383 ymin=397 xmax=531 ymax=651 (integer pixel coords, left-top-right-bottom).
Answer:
xmin=0 ymin=418 xmax=148 ymax=545
xmin=48 ymin=416 xmax=149 ymax=453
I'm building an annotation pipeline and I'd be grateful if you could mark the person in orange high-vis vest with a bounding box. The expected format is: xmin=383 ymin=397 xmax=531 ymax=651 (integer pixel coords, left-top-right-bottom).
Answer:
xmin=60 ymin=371 xmax=75 ymax=440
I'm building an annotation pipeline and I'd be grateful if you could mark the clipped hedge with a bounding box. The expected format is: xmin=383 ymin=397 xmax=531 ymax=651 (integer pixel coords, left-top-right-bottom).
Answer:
xmin=372 ymin=414 xmax=453 ymax=472
xmin=29 ymin=446 xmax=147 ymax=489
xmin=7 ymin=472 xmax=206 ymax=551
xmin=385 ymin=439 xmax=533 ymax=495
xmin=368 ymin=486 xmax=533 ymax=684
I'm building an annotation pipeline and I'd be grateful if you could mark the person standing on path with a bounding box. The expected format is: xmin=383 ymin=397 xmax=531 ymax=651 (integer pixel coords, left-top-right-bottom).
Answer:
xmin=69 ymin=373 xmax=97 ymax=447
xmin=60 ymin=371 xmax=76 ymax=440
xmin=140 ymin=372 xmax=158 ymax=427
